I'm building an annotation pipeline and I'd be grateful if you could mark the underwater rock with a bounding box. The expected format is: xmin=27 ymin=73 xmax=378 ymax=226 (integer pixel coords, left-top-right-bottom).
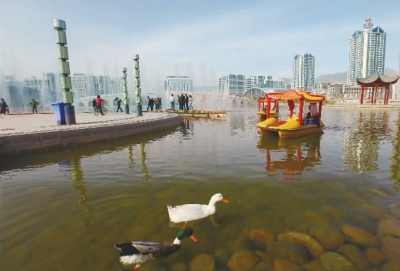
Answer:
xmin=170 ymin=262 xmax=188 ymax=271
xmin=381 ymin=261 xmax=400 ymax=271
xmin=390 ymin=207 xmax=400 ymax=219
xmin=361 ymin=203 xmax=389 ymax=220
xmin=364 ymin=247 xmax=387 ymax=267
xmin=277 ymin=231 xmax=325 ymax=258
xmin=336 ymin=244 xmax=370 ymax=270
xmin=273 ymin=258 xmax=304 ymax=271
xmin=253 ymin=260 xmax=274 ymax=271
xmin=301 ymin=259 xmax=325 ymax=271
xmin=320 ymin=251 xmax=358 ymax=271
xmin=214 ymin=248 xmax=228 ymax=264
xmin=189 ymin=254 xmax=215 ymax=271
xmin=382 ymin=237 xmax=400 ymax=256
xmin=227 ymin=249 xmax=260 ymax=271
xmin=267 ymin=241 xmax=308 ymax=264
xmin=378 ymin=220 xmax=400 ymax=238
xmin=249 ymin=229 xmax=275 ymax=249
xmin=254 ymin=250 xmax=274 ymax=262
xmin=341 ymin=224 xmax=379 ymax=247
xmin=309 ymin=225 xmax=345 ymax=250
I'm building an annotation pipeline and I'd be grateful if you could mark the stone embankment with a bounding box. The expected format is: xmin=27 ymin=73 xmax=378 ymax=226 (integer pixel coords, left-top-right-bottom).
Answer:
xmin=0 ymin=112 xmax=180 ymax=156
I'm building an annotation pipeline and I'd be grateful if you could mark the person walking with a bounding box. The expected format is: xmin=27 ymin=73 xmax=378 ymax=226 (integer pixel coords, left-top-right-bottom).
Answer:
xmin=95 ymin=95 xmax=105 ymax=115
xmin=115 ymin=97 xmax=124 ymax=112
xmin=30 ymin=99 xmax=39 ymax=113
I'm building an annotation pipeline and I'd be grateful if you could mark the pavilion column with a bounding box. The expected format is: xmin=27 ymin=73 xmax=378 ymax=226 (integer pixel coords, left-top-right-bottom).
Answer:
xmin=371 ymin=86 xmax=374 ymax=104
xmin=385 ymin=85 xmax=390 ymax=105
xmin=360 ymin=86 xmax=364 ymax=105
xmin=383 ymin=86 xmax=387 ymax=105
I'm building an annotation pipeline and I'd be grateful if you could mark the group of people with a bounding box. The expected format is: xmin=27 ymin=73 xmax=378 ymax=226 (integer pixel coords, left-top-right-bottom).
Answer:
xmin=0 ymin=98 xmax=40 ymax=114
xmin=146 ymin=97 xmax=162 ymax=111
xmin=91 ymin=96 xmax=124 ymax=114
xmin=169 ymin=94 xmax=193 ymax=111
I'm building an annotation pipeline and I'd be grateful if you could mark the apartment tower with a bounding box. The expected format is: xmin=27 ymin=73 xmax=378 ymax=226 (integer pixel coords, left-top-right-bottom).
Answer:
xmin=347 ymin=18 xmax=386 ymax=85
xmin=293 ymin=53 xmax=315 ymax=90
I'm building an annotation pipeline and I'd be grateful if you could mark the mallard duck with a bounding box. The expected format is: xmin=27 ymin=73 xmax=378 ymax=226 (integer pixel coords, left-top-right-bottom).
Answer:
xmin=167 ymin=193 xmax=229 ymax=227
xmin=114 ymin=227 xmax=197 ymax=271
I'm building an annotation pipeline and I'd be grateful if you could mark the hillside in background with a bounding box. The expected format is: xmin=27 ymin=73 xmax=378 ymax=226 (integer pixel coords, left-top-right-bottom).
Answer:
xmin=315 ymin=68 xmax=399 ymax=83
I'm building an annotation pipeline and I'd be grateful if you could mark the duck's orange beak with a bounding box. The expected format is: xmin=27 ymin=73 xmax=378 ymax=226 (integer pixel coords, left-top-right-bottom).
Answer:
xmin=190 ymin=235 xmax=198 ymax=242
xmin=222 ymin=198 xmax=229 ymax=203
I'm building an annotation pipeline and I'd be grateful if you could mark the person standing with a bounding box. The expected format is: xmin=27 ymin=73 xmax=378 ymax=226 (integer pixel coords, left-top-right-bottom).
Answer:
xmin=178 ymin=94 xmax=183 ymax=110
xmin=158 ymin=97 xmax=162 ymax=110
xmin=115 ymin=97 xmax=124 ymax=112
xmin=170 ymin=94 xmax=175 ymax=110
xmin=153 ymin=97 xmax=158 ymax=110
xmin=95 ymin=95 xmax=104 ymax=115
xmin=30 ymin=99 xmax=39 ymax=113
xmin=0 ymin=98 xmax=7 ymax=114
xmin=189 ymin=95 xmax=193 ymax=110
xmin=146 ymin=96 xmax=151 ymax=112
xmin=185 ymin=94 xmax=189 ymax=111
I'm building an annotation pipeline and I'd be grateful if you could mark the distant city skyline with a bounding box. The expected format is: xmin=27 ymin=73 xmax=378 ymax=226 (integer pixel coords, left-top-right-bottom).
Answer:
xmin=0 ymin=0 xmax=399 ymax=91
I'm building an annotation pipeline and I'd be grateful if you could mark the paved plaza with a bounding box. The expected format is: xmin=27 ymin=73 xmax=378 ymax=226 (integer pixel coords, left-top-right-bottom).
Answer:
xmin=0 ymin=111 xmax=181 ymax=156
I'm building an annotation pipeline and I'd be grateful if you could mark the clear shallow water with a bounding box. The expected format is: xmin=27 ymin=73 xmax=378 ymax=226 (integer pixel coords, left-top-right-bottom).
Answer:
xmin=1 ymin=106 xmax=400 ymax=271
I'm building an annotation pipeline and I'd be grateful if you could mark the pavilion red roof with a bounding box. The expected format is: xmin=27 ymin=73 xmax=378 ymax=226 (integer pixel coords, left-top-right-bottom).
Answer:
xmin=356 ymin=71 xmax=399 ymax=86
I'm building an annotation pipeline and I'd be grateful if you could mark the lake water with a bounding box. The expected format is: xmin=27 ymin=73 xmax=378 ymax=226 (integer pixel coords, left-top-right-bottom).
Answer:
xmin=1 ymin=106 xmax=400 ymax=271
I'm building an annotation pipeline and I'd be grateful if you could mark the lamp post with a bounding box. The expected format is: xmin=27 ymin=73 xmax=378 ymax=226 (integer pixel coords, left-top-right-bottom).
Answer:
xmin=52 ymin=19 xmax=76 ymax=124
xmin=122 ymin=67 xmax=129 ymax=114
xmin=133 ymin=54 xmax=142 ymax=116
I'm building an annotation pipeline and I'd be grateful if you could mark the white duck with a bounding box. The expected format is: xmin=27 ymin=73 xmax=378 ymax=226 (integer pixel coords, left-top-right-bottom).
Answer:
xmin=167 ymin=193 xmax=229 ymax=227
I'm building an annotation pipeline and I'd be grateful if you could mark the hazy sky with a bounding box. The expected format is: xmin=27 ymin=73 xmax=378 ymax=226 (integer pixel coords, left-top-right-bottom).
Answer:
xmin=0 ymin=0 xmax=399 ymax=90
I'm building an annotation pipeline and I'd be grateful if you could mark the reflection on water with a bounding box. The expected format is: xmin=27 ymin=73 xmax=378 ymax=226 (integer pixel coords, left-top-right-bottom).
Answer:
xmin=391 ymin=111 xmax=400 ymax=192
xmin=140 ymin=143 xmax=149 ymax=181
xmin=343 ymin=111 xmax=392 ymax=174
xmin=257 ymin=134 xmax=322 ymax=181
xmin=1 ymin=108 xmax=400 ymax=271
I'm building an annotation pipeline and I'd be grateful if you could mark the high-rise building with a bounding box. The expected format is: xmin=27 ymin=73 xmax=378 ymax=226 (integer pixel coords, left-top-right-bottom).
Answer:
xmin=23 ymin=76 xmax=43 ymax=90
xmin=218 ymin=74 xmax=245 ymax=96
xmin=293 ymin=53 xmax=315 ymax=90
xmin=110 ymin=77 xmax=124 ymax=94
xmin=164 ymin=76 xmax=193 ymax=93
xmin=71 ymin=73 xmax=87 ymax=97
xmin=245 ymin=75 xmax=265 ymax=92
xmin=347 ymin=18 xmax=386 ymax=85
xmin=71 ymin=74 xmax=113 ymax=97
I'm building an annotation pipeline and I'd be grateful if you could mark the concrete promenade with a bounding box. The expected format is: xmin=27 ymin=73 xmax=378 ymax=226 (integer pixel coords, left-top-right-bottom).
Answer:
xmin=0 ymin=111 xmax=181 ymax=156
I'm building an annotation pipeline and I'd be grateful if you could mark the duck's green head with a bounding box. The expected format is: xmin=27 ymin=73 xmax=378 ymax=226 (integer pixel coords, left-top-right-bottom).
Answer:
xmin=176 ymin=227 xmax=197 ymax=242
